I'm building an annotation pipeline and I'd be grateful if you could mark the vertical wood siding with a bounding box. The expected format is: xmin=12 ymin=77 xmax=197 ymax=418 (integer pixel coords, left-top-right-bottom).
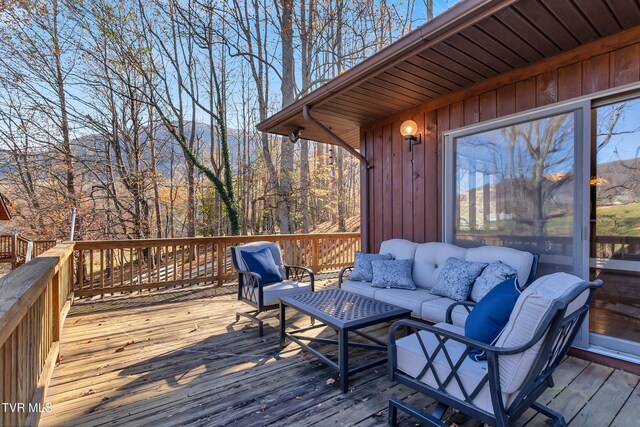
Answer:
xmin=362 ymin=40 xmax=640 ymax=252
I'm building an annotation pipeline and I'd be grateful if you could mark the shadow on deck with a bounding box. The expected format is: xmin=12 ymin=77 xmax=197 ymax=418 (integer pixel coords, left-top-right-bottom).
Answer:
xmin=41 ymin=278 xmax=640 ymax=427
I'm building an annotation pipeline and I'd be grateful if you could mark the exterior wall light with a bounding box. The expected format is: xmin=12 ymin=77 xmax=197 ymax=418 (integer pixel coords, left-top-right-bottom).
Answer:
xmin=400 ymin=119 xmax=421 ymax=152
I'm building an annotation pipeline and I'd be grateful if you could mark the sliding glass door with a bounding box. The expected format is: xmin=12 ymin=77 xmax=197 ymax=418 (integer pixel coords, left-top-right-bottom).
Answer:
xmin=444 ymin=102 xmax=591 ymax=347
xmin=444 ymin=94 xmax=640 ymax=357
xmin=589 ymin=96 xmax=640 ymax=356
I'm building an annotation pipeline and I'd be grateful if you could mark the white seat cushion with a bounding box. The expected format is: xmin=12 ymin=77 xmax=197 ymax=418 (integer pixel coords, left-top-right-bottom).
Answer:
xmin=421 ymin=297 xmax=469 ymax=326
xmin=262 ymin=280 xmax=312 ymax=306
xmin=374 ymin=288 xmax=440 ymax=317
xmin=340 ymin=280 xmax=377 ymax=299
xmin=380 ymin=239 xmax=418 ymax=260
xmin=465 ymin=246 xmax=533 ymax=286
xmin=495 ymin=273 xmax=587 ymax=394
xmin=412 ymin=243 xmax=468 ymax=290
xmin=396 ymin=322 xmax=512 ymax=414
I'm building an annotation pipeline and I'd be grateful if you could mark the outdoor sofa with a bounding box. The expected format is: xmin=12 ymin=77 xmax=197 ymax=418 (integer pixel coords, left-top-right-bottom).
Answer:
xmin=338 ymin=239 xmax=538 ymax=326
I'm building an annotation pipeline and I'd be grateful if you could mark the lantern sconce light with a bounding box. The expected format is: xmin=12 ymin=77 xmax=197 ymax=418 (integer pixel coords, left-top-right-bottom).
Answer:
xmin=400 ymin=120 xmax=421 ymax=152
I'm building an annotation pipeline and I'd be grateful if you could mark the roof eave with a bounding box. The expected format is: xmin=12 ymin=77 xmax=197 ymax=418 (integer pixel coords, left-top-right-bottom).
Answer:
xmin=257 ymin=0 xmax=514 ymax=134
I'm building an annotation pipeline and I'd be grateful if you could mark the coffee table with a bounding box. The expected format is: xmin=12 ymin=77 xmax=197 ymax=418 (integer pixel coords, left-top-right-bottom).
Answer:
xmin=279 ymin=288 xmax=411 ymax=393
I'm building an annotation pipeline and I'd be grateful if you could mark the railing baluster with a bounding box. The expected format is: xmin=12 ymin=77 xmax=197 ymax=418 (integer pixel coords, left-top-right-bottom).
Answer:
xmin=100 ymin=249 xmax=105 ymax=290
xmin=173 ymin=245 xmax=177 ymax=281
xmin=89 ymin=250 xmax=94 ymax=290
xmin=217 ymin=242 xmax=223 ymax=286
xmin=129 ymin=248 xmax=134 ymax=289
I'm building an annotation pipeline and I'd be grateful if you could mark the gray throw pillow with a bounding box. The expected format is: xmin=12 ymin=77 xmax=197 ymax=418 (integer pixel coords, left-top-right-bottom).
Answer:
xmin=349 ymin=252 xmax=392 ymax=282
xmin=430 ymin=257 xmax=488 ymax=301
xmin=471 ymin=261 xmax=518 ymax=303
xmin=371 ymin=259 xmax=416 ymax=290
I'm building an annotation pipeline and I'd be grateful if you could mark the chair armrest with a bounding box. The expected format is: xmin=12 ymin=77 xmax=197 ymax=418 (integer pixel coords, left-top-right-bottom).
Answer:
xmin=389 ymin=319 xmax=498 ymax=355
xmin=338 ymin=266 xmax=354 ymax=287
xmin=237 ymin=270 xmax=262 ymax=287
xmin=285 ymin=265 xmax=315 ymax=291
xmin=445 ymin=301 xmax=477 ymax=324
xmin=388 ymin=319 xmax=544 ymax=359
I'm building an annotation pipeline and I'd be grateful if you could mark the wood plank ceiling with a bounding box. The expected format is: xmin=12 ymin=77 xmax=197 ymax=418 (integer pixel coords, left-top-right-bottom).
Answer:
xmin=258 ymin=0 xmax=640 ymax=148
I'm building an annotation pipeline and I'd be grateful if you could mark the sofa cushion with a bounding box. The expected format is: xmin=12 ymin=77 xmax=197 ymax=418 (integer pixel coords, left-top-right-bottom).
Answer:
xmin=349 ymin=252 xmax=392 ymax=282
xmin=395 ymin=322 xmax=512 ymax=414
xmin=430 ymin=257 xmax=487 ymax=301
xmin=421 ymin=297 xmax=469 ymax=326
xmin=465 ymin=277 xmax=521 ymax=361
xmin=375 ymin=288 xmax=440 ymax=317
xmin=379 ymin=239 xmax=418 ymax=260
xmin=465 ymin=246 xmax=534 ymax=287
xmin=240 ymin=247 xmax=283 ymax=286
xmin=412 ymin=243 xmax=468 ymax=290
xmin=495 ymin=273 xmax=587 ymax=394
xmin=261 ymin=280 xmax=312 ymax=306
xmin=471 ymin=261 xmax=518 ymax=303
xmin=340 ymin=280 xmax=377 ymax=299
xmin=371 ymin=259 xmax=416 ymax=290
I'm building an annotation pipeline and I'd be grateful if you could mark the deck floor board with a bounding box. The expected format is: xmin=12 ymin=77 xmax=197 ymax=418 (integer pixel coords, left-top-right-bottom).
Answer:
xmin=40 ymin=282 xmax=640 ymax=426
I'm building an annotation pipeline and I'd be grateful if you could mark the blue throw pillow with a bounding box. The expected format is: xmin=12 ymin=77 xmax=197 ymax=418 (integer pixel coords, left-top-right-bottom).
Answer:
xmin=240 ymin=248 xmax=283 ymax=286
xmin=465 ymin=277 xmax=520 ymax=361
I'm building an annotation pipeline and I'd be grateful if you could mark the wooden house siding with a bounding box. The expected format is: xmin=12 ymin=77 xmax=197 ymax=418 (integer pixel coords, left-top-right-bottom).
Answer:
xmin=361 ymin=29 xmax=640 ymax=252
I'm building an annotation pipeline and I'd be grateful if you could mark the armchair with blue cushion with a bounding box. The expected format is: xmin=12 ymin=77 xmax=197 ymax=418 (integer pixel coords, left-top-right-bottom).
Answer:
xmin=387 ymin=272 xmax=602 ymax=427
xmin=230 ymin=241 xmax=315 ymax=336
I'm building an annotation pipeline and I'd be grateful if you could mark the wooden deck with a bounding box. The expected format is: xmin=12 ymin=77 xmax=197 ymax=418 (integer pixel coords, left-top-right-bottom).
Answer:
xmin=41 ymin=280 xmax=640 ymax=427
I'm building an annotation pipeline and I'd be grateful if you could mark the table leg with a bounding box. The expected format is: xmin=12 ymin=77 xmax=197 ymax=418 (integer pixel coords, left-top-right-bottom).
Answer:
xmin=279 ymin=302 xmax=286 ymax=347
xmin=339 ymin=329 xmax=349 ymax=393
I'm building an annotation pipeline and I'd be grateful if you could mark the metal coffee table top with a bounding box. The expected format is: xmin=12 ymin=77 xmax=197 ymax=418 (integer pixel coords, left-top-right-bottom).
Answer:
xmin=280 ymin=288 xmax=411 ymax=330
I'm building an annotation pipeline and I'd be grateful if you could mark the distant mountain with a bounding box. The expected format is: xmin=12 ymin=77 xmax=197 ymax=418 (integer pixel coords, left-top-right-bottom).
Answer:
xmin=0 ymin=122 xmax=246 ymax=180
xmin=596 ymin=158 xmax=640 ymax=205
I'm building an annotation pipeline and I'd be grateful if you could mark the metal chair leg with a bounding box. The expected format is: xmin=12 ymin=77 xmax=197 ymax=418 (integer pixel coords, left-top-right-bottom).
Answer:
xmin=531 ymin=402 xmax=567 ymax=427
xmin=388 ymin=396 xmax=446 ymax=426
xmin=235 ymin=310 xmax=264 ymax=337
xmin=389 ymin=397 xmax=399 ymax=426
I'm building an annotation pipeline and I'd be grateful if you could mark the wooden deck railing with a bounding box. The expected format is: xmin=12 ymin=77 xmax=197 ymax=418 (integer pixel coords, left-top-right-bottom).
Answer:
xmin=456 ymin=233 xmax=640 ymax=260
xmin=0 ymin=235 xmax=58 ymax=268
xmin=72 ymin=233 xmax=361 ymax=298
xmin=593 ymin=235 xmax=640 ymax=260
xmin=0 ymin=232 xmax=359 ymax=425
xmin=0 ymin=242 xmax=75 ymax=427
xmin=33 ymin=240 xmax=59 ymax=258
xmin=0 ymin=234 xmax=15 ymax=259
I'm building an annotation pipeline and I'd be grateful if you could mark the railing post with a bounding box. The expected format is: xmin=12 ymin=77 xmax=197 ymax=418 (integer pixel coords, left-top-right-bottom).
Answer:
xmin=52 ymin=271 xmax=61 ymax=342
xmin=11 ymin=233 xmax=17 ymax=269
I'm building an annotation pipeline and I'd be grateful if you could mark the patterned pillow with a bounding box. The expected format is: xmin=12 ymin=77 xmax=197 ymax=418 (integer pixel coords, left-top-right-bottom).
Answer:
xmin=430 ymin=257 xmax=488 ymax=301
xmin=471 ymin=261 xmax=518 ymax=303
xmin=349 ymin=252 xmax=393 ymax=282
xmin=371 ymin=259 xmax=416 ymax=290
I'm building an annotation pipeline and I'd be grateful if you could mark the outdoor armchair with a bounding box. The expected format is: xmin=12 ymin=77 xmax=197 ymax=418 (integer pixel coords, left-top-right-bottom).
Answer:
xmin=388 ymin=273 xmax=602 ymax=427
xmin=230 ymin=241 xmax=314 ymax=336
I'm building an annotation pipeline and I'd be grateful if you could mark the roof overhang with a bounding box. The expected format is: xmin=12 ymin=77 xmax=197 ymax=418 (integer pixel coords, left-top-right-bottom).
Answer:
xmin=258 ymin=0 xmax=640 ymax=148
